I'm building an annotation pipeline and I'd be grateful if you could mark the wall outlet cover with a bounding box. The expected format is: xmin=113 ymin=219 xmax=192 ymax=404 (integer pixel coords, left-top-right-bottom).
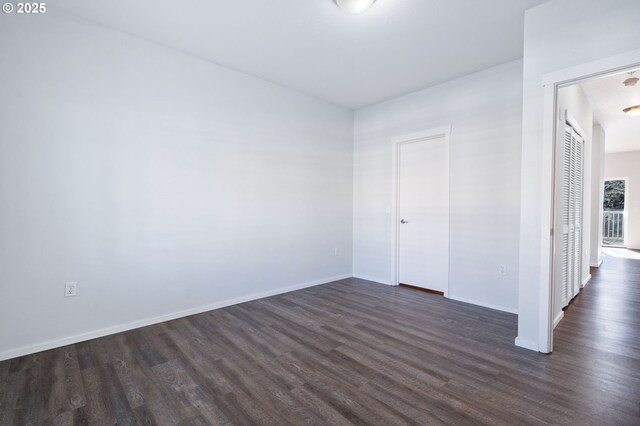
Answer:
xmin=498 ymin=264 xmax=507 ymax=276
xmin=65 ymin=282 xmax=77 ymax=297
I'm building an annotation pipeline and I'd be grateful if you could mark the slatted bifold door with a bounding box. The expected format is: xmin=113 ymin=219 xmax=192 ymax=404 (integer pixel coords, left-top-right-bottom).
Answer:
xmin=572 ymin=130 xmax=584 ymax=298
xmin=557 ymin=120 xmax=585 ymax=309
xmin=560 ymin=128 xmax=572 ymax=306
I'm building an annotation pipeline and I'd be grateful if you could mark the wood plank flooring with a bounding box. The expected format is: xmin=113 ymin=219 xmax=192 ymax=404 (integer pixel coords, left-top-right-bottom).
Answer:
xmin=1 ymin=254 xmax=639 ymax=425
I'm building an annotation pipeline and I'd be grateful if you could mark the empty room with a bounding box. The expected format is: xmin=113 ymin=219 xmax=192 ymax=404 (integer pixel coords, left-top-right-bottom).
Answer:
xmin=1 ymin=1 xmax=639 ymax=425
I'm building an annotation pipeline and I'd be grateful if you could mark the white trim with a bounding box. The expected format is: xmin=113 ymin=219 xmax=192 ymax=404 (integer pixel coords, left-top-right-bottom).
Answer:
xmin=515 ymin=337 xmax=539 ymax=352
xmin=581 ymin=273 xmax=592 ymax=288
xmin=0 ymin=273 xmax=351 ymax=362
xmin=352 ymin=274 xmax=392 ymax=285
xmin=564 ymin=110 xmax=586 ymax=140
xmin=447 ymin=294 xmax=517 ymax=314
xmin=390 ymin=126 xmax=451 ymax=296
xmin=542 ymin=48 xmax=640 ymax=86
xmin=390 ymin=126 xmax=451 ymax=145
xmin=538 ymin=82 xmax=557 ymax=354
xmin=553 ymin=311 xmax=565 ymax=328
xmin=539 ymin=48 xmax=640 ymax=355
xmin=590 ymin=257 xmax=603 ymax=268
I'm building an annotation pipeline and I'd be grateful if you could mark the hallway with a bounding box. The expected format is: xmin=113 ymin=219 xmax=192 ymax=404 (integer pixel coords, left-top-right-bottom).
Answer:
xmin=552 ymin=249 xmax=640 ymax=421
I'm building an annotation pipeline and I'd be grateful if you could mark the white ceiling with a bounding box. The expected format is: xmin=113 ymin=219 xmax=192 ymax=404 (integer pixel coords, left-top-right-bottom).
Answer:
xmin=581 ymin=70 xmax=640 ymax=154
xmin=51 ymin=0 xmax=547 ymax=109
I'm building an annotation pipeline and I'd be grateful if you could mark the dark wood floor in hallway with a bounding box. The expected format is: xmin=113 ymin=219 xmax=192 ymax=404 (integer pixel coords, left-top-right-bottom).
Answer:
xmin=1 ymin=254 xmax=639 ymax=425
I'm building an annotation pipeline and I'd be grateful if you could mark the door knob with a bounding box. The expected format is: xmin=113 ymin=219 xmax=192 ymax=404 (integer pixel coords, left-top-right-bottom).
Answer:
xmin=401 ymin=219 xmax=409 ymax=224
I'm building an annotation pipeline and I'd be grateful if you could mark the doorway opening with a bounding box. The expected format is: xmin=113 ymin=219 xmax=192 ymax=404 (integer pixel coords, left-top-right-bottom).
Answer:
xmin=544 ymin=57 xmax=640 ymax=352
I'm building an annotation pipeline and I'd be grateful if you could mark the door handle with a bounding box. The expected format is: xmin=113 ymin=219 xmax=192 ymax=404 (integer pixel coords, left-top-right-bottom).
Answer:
xmin=401 ymin=219 xmax=409 ymax=224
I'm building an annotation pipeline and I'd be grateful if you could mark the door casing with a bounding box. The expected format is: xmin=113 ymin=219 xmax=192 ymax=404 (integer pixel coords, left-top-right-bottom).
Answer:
xmin=537 ymin=49 xmax=640 ymax=354
xmin=390 ymin=126 xmax=451 ymax=297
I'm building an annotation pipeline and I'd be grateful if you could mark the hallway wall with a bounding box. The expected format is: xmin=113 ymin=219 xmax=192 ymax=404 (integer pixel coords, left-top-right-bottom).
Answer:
xmin=590 ymin=125 xmax=606 ymax=266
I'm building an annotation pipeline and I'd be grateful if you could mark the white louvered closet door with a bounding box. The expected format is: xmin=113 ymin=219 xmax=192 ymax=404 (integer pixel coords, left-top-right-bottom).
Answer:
xmin=572 ymin=130 xmax=584 ymax=298
xmin=558 ymin=123 xmax=584 ymax=308
xmin=560 ymin=128 xmax=572 ymax=307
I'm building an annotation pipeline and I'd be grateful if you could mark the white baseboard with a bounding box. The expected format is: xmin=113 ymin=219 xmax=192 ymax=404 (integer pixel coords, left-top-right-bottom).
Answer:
xmin=352 ymin=274 xmax=393 ymax=286
xmin=447 ymin=294 xmax=518 ymax=314
xmin=553 ymin=311 xmax=565 ymax=328
xmin=515 ymin=336 xmax=539 ymax=352
xmin=0 ymin=273 xmax=351 ymax=362
xmin=590 ymin=257 xmax=603 ymax=268
xmin=581 ymin=273 xmax=592 ymax=288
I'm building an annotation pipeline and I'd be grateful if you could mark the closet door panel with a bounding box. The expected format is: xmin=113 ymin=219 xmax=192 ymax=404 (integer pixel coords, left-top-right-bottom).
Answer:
xmin=559 ymin=128 xmax=572 ymax=307
xmin=572 ymin=131 xmax=584 ymax=297
xmin=557 ymin=123 xmax=584 ymax=309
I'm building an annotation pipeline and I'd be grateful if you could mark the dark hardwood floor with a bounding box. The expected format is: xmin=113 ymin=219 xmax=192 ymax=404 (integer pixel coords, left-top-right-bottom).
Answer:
xmin=1 ymin=255 xmax=639 ymax=425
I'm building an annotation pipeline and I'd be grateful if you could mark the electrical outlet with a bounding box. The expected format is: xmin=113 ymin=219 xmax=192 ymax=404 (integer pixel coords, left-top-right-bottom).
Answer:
xmin=65 ymin=282 xmax=77 ymax=297
xmin=498 ymin=264 xmax=507 ymax=276
xmin=334 ymin=248 xmax=340 ymax=256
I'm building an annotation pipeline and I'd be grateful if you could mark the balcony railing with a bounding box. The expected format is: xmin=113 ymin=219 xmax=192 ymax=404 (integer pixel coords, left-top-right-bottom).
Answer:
xmin=603 ymin=210 xmax=624 ymax=246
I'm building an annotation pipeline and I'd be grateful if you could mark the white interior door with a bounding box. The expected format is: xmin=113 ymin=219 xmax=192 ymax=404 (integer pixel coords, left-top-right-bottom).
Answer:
xmin=398 ymin=137 xmax=449 ymax=293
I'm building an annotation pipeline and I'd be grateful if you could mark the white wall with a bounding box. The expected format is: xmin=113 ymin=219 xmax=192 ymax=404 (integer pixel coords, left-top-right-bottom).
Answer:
xmin=353 ymin=60 xmax=523 ymax=313
xmin=590 ymin=124 xmax=605 ymax=266
xmin=553 ymin=84 xmax=593 ymax=322
xmin=518 ymin=0 xmax=640 ymax=351
xmin=0 ymin=10 xmax=354 ymax=360
xmin=605 ymin=151 xmax=640 ymax=250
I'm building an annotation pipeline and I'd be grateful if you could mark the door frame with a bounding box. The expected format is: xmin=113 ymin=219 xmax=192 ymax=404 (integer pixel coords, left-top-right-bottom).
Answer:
xmin=390 ymin=126 xmax=451 ymax=296
xmin=539 ymin=48 xmax=640 ymax=354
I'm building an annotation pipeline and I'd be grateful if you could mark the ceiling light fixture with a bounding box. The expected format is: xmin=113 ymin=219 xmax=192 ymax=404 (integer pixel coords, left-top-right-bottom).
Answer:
xmin=335 ymin=0 xmax=376 ymax=14
xmin=623 ymin=71 xmax=639 ymax=87
xmin=623 ymin=105 xmax=640 ymax=116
